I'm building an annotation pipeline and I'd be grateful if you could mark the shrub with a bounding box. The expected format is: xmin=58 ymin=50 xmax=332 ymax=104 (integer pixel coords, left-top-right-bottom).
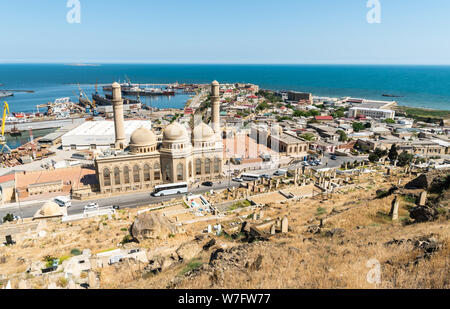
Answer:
xmin=316 ymin=207 xmax=327 ymax=216
xmin=2 ymin=213 xmax=14 ymax=223
xmin=179 ymin=259 xmax=203 ymax=276
xmin=70 ymin=248 xmax=82 ymax=256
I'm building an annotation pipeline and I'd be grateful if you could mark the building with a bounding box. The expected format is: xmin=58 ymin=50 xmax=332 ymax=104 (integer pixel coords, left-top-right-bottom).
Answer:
xmin=287 ymin=91 xmax=313 ymax=104
xmin=348 ymin=107 xmax=395 ymax=119
xmin=251 ymin=125 xmax=309 ymax=159
xmin=15 ymin=167 xmax=97 ymax=201
xmin=94 ymin=81 xmax=224 ymax=195
xmin=61 ymin=120 xmax=153 ymax=151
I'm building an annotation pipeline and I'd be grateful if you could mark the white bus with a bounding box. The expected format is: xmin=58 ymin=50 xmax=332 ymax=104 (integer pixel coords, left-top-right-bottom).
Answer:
xmin=151 ymin=182 xmax=188 ymax=197
xmin=240 ymin=173 xmax=261 ymax=182
xmin=54 ymin=196 xmax=72 ymax=208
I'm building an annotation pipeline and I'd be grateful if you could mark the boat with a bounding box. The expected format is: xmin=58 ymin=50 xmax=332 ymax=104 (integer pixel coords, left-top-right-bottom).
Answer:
xmin=382 ymin=94 xmax=403 ymax=98
xmin=0 ymin=91 xmax=14 ymax=98
xmin=93 ymin=92 xmax=141 ymax=106
xmin=10 ymin=124 xmax=21 ymax=136
xmin=122 ymin=86 xmax=175 ymax=96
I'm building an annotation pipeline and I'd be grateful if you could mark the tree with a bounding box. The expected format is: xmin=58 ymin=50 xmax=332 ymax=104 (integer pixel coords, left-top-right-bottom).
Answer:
xmin=388 ymin=144 xmax=398 ymax=161
xmin=352 ymin=122 xmax=365 ymax=132
xmin=256 ymin=102 xmax=269 ymax=111
xmin=2 ymin=213 xmax=14 ymax=223
xmin=336 ymin=130 xmax=348 ymax=142
xmin=364 ymin=122 xmax=372 ymax=129
xmin=397 ymin=151 xmax=414 ymax=167
xmin=300 ymin=133 xmax=315 ymax=141
xmin=384 ymin=118 xmax=395 ymax=124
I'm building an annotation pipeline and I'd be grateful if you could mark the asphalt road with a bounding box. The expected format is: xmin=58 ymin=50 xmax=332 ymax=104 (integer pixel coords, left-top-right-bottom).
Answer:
xmin=0 ymin=155 xmax=367 ymax=221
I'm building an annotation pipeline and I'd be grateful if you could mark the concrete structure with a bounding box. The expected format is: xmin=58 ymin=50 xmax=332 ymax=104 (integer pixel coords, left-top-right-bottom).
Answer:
xmin=287 ymin=91 xmax=313 ymax=104
xmin=211 ymin=80 xmax=221 ymax=134
xmin=94 ymin=81 xmax=224 ymax=195
xmin=251 ymin=125 xmax=309 ymax=159
xmin=112 ymin=82 xmax=126 ymax=149
xmin=348 ymin=107 xmax=395 ymax=119
xmin=61 ymin=120 xmax=152 ymax=151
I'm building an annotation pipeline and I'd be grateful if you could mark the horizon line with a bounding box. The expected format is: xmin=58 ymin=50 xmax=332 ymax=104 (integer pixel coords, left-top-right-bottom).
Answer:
xmin=1 ymin=62 xmax=450 ymax=66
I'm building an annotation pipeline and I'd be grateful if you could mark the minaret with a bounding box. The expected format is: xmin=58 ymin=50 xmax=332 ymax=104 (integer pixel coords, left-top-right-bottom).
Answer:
xmin=112 ymin=82 xmax=126 ymax=149
xmin=211 ymin=80 xmax=220 ymax=133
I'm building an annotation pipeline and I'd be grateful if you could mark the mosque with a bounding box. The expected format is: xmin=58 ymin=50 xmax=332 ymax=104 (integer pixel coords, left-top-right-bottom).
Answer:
xmin=94 ymin=81 xmax=224 ymax=194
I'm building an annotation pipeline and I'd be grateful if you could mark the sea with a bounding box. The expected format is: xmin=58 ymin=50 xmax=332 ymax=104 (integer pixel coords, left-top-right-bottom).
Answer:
xmin=1 ymin=64 xmax=450 ymax=113
xmin=1 ymin=64 xmax=450 ymax=150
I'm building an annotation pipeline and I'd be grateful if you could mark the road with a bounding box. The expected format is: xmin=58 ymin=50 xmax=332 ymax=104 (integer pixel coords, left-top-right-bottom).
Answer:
xmin=0 ymin=154 xmax=367 ymax=221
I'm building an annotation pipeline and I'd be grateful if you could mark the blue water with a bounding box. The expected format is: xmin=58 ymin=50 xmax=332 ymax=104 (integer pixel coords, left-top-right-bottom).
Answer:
xmin=1 ymin=64 xmax=450 ymax=112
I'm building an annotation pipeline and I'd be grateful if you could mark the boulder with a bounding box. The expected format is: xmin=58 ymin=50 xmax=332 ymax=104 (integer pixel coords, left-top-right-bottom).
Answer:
xmin=324 ymin=228 xmax=345 ymax=238
xmin=130 ymin=213 xmax=177 ymax=242
xmin=409 ymin=206 xmax=438 ymax=223
xmin=405 ymin=174 xmax=428 ymax=190
xmin=306 ymin=225 xmax=321 ymax=234
xmin=203 ymin=238 xmax=216 ymax=251
xmin=176 ymin=241 xmax=202 ymax=261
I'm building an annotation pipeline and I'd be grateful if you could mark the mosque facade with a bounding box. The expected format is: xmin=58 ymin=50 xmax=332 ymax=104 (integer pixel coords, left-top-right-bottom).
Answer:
xmin=94 ymin=81 xmax=224 ymax=194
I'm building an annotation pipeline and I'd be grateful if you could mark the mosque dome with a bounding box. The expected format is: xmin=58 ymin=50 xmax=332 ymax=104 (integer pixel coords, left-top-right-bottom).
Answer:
xmin=211 ymin=80 xmax=219 ymax=86
xmin=130 ymin=127 xmax=156 ymax=146
xmin=163 ymin=122 xmax=188 ymax=142
xmin=39 ymin=201 xmax=63 ymax=217
xmin=193 ymin=122 xmax=215 ymax=141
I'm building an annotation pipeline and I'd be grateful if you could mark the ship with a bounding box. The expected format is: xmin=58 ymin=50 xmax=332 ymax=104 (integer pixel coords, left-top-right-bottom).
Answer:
xmin=382 ymin=94 xmax=403 ymax=98
xmin=121 ymin=86 xmax=175 ymax=96
xmin=0 ymin=91 xmax=14 ymax=98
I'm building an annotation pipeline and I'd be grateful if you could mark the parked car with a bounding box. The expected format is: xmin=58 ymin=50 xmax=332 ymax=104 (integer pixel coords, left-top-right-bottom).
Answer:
xmin=331 ymin=155 xmax=337 ymax=160
xmin=84 ymin=202 xmax=99 ymax=211
xmin=202 ymin=181 xmax=213 ymax=187
xmin=261 ymin=174 xmax=272 ymax=180
xmin=112 ymin=205 xmax=120 ymax=210
xmin=232 ymin=177 xmax=243 ymax=182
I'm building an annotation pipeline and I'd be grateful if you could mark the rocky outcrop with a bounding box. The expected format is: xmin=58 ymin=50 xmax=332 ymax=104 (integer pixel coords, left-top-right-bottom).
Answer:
xmin=409 ymin=206 xmax=438 ymax=223
xmin=130 ymin=213 xmax=178 ymax=242
xmin=405 ymin=174 xmax=428 ymax=190
xmin=176 ymin=241 xmax=203 ymax=261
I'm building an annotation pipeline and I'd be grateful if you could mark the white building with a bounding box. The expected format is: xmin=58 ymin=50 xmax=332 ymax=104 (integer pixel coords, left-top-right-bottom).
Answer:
xmin=348 ymin=107 xmax=395 ymax=119
xmin=61 ymin=120 xmax=152 ymax=151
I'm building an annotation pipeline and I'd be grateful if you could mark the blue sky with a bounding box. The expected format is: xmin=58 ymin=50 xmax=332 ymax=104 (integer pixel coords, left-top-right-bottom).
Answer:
xmin=0 ymin=0 xmax=449 ymax=64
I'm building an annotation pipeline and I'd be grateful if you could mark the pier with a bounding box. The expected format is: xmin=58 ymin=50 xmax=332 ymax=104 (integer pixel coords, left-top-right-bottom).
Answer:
xmin=4 ymin=117 xmax=86 ymax=132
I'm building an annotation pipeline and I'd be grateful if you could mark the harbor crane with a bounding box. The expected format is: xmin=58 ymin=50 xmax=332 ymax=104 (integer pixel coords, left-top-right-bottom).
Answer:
xmin=1 ymin=101 xmax=12 ymax=154
xmin=77 ymin=84 xmax=98 ymax=116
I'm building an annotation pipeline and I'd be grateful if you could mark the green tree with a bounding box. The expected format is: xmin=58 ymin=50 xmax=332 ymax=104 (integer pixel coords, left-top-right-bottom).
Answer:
xmin=397 ymin=151 xmax=414 ymax=167
xmin=352 ymin=122 xmax=365 ymax=132
xmin=388 ymin=144 xmax=398 ymax=161
xmin=2 ymin=213 xmax=14 ymax=223
xmin=384 ymin=118 xmax=395 ymax=124
xmin=336 ymin=130 xmax=348 ymax=142
xmin=300 ymin=133 xmax=315 ymax=141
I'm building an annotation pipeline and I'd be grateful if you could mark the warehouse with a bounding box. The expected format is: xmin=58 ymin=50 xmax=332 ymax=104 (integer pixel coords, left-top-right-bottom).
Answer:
xmin=61 ymin=120 xmax=152 ymax=151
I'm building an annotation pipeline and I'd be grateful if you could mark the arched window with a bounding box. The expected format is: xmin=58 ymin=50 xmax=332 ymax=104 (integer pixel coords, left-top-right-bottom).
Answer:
xmin=196 ymin=159 xmax=202 ymax=175
xmin=205 ymin=158 xmax=211 ymax=174
xmin=214 ymin=158 xmax=220 ymax=173
xmin=177 ymin=163 xmax=184 ymax=181
xmin=189 ymin=161 xmax=193 ymax=177
xmin=133 ymin=165 xmax=140 ymax=183
xmin=103 ymin=168 xmax=111 ymax=186
xmin=114 ymin=167 xmax=120 ymax=185
xmin=123 ymin=166 xmax=130 ymax=184
xmin=154 ymin=163 xmax=161 ymax=180
xmin=143 ymin=164 xmax=151 ymax=182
